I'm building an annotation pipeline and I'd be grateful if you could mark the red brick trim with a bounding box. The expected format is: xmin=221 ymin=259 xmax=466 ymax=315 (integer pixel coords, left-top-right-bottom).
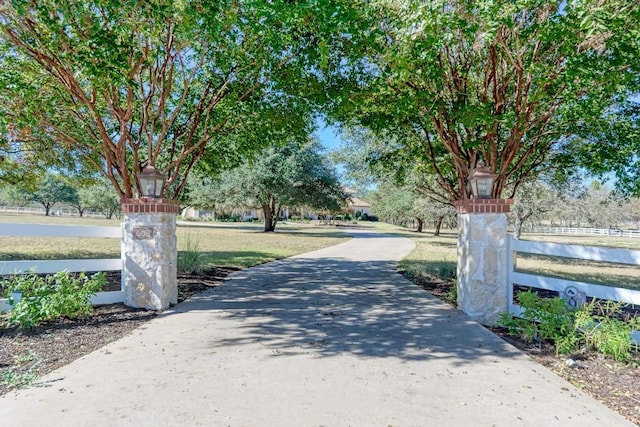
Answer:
xmin=454 ymin=198 xmax=513 ymax=214
xmin=121 ymin=198 xmax=180 ymax=214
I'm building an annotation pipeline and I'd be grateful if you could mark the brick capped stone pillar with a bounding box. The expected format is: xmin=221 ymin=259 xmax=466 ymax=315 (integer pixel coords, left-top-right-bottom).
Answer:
xmin=455 ymin=199 xmax=513 ymax=325
xmin=121 ymin=198 xmax=180 ymax=310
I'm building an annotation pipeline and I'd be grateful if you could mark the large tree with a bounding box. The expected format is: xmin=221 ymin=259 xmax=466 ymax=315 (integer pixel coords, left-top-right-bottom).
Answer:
xmin=77 ymin=178 xmax=121 ymax=219
xmin=560 ymin=102 xmax=640 ymax=197
xmin=189 ymin=140 xmax=347 ymax=232
xmin=509 ymin=180 xmax=557 ymax=239
xmin=7 ymin=173 xmax=79 ymax=216
xmin=0 ymin=1 xmax=376 ymax=199
xmin=330 ymin=0 xmax=640 ymax=202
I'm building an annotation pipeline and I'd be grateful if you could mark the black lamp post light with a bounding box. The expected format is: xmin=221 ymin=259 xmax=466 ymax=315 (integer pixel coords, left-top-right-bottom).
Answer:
xmin=137 ymin=165 xmax=165 ymax=198
xmin=469 ymin=161 xmax=496 ymax=199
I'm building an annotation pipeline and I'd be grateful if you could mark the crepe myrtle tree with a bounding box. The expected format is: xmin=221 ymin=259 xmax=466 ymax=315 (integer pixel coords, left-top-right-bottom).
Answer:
xmin=331 ymin=0 xmax=640 ymax=202
xmin=0 ymin=1 xmax=379 ymax=199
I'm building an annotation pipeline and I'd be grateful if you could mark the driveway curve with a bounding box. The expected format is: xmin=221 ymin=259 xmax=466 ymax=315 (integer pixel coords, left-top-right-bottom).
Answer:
xmin=0 ymin=230 xmax=633 ymax=426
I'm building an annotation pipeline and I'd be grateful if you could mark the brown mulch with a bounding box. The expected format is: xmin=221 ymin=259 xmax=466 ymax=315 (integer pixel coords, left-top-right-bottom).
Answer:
xmin=0 ymin=267 xmax=239 ymax=397
xmin=414 ymin=274 xmax=640 ymax=426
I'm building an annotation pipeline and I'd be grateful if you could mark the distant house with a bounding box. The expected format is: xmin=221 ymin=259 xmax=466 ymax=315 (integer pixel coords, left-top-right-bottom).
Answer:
xmin=344 ymin=189 xmax=371 ymax=216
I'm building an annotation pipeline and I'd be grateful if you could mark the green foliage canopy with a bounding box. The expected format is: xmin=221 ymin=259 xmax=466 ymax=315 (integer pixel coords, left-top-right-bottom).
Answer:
xmin=0 ymin=0 xmax=376 ymax=199
xmin=330 ymin=0 xmax=640 ymax=201
xmin=187 ymin=140 xmax=346 ymax=231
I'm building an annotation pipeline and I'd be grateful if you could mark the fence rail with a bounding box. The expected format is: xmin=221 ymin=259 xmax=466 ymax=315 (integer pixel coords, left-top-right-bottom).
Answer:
xmin=529 ymin=226 xmax=640 ymax=239
xmin=0 ymin=223 xmax=123 ymax=311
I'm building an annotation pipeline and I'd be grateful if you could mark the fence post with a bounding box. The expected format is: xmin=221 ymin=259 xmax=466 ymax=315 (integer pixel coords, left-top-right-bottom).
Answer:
xmin=506 ymin=236 xmax=515 ymax=316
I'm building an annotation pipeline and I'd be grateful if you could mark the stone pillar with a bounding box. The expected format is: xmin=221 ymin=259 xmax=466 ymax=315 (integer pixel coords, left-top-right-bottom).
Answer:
xmin=121 ymin=198 xmax=180 ymax=310
xmin=455 ymin=199 xmax=513 ymax=325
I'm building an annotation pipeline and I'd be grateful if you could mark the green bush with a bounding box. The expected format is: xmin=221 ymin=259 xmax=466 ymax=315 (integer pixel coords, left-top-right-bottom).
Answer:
xmin=575 ymin=300 xmax=640 ymax=361
xmin=499 ymin=290 xmax=639 ymax=361
xmin=499 ymin=290 xmax=578 ymax=354
xmin=3 ymin=271 xmax=106 ymax=329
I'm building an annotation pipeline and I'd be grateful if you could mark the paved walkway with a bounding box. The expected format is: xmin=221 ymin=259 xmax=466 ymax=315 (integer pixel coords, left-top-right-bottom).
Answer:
xmin=0 ymin=231 xmax=634 ymax=426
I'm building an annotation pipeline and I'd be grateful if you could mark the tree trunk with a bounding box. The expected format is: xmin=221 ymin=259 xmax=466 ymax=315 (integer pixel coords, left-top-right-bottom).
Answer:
xmin=262 ymin=195 xmax=279 ymax=232
xmin=262 ymin=204 xmax=275 ymax=232
xmin=514 ymin=211 xmax=532 ymax=240
xmin=434 ymin=215 xmax=444 ymax=236
xmin=43 ymin=203 xmax=51 ymax=216
xmin=415 ymin=218 xmax=423 ymax=233
xmin=514 ymin=214 xmax=523 ymax=240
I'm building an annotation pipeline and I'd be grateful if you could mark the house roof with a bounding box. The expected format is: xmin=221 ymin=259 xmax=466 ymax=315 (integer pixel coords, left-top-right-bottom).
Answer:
xmin=349 ymin=197 xmax=371 ymax=208
xmin=343 ymin=187 xmax=371 ymax=208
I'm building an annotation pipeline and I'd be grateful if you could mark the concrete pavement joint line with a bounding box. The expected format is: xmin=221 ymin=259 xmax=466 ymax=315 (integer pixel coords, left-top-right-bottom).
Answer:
xmin=0 ymin=230 xmax=634 ymax=426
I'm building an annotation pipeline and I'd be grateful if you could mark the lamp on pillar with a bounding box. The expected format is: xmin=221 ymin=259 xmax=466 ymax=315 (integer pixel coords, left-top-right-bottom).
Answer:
xmin=469 ymin=161 xmax=496 ymax=199
xmin=137 ymin=165 xmax=165 ymax=198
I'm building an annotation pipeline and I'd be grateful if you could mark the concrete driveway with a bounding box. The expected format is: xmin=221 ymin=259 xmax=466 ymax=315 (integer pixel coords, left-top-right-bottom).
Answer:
xmin=0 ymin=230 xmax=633 ymax=426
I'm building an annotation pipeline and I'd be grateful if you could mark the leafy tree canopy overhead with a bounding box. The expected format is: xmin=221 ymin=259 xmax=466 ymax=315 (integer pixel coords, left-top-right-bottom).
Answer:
xmin=559 ymin=101 xmax=640 ymax=197
xmin=329 ymin=0 xmax=640 ymax=202
xmin=0 ymin=0 xmax=379 ymax=199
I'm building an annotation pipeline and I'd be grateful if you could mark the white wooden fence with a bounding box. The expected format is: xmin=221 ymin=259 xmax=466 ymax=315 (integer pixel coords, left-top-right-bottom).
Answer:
xmin=529 ymin=226 xmax=640 ymax=239
xmin=507 ymin=236 xmax=640 ymax=341
xmin=0 ymin=205 xmax=110 ymax=218
xmin=0 ymin=223 xmax=124 ymax=311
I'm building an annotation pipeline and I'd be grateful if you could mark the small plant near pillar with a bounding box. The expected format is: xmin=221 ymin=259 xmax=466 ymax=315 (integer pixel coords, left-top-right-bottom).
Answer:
xmin=499 ymin=290 xmax=640 ymax=361
xmin=177 ymin=233 xmax=207 ymax=274
xmin=499 ymin=290 xmax=578 ymax=354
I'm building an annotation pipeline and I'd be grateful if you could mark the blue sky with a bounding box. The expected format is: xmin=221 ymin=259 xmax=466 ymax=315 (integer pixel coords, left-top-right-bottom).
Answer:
xmin=314 ymin=118 xmax=343 ymax=151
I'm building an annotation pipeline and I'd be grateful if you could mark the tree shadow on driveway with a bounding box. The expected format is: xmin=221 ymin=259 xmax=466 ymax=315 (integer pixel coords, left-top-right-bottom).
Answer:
xmin=169 ymin=256 xmax=519 ymax=365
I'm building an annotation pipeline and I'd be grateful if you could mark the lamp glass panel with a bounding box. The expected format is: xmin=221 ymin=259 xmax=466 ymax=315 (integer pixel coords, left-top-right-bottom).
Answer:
xmin=154 ymin=178 xmax=163 ymax=197
xmin=476 ymin=177 xmax=492 ymax=197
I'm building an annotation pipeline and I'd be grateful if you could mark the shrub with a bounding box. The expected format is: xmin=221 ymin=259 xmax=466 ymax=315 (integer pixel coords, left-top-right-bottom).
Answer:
xmin=499 ymin=290 xmax=578 ymax=354
xmin=3 ymin=271 xmax=106 ymax=329
xmin=499 ymin=290 xmax=639 ymax=360
xmin=575 ymin=300 xmax=640 ymax=361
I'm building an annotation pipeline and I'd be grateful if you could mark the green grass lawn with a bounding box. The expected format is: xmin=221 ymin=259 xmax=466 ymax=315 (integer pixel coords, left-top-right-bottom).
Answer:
xmin=0 ymin=214 xmax=348 ymax=269
xmin=176 ymin=221 xmax=348 ymax=267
